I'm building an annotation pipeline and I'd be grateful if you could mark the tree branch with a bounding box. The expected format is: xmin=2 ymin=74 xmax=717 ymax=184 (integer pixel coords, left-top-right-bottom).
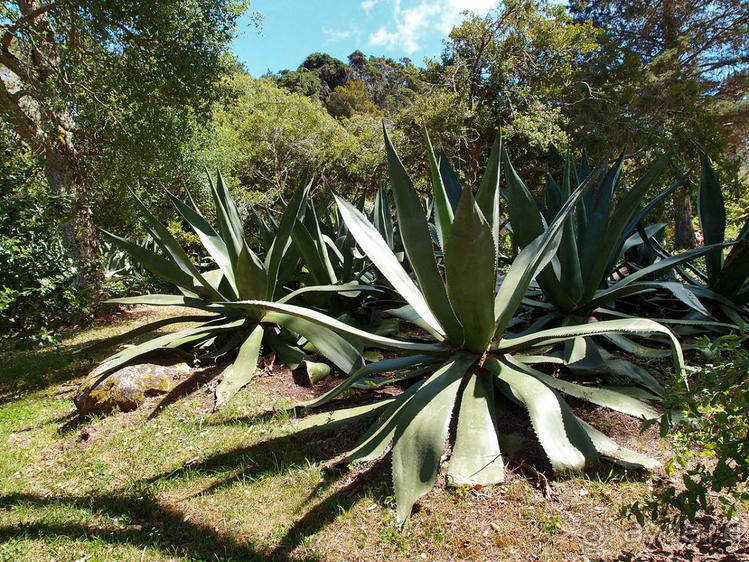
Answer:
xmin=0 ymin=74 xmax=41 ymax=144
xmin=1 ymin=0 xmax=65 ymax=51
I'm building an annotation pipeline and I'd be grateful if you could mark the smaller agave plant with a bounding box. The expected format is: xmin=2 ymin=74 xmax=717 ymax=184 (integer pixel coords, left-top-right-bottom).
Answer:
xmin=503 ymin=150 xmax=728 ymax=319
xmin=640 ymin=155 xmax=748 ymax=325
xmin=503 ymin=150 xmax=736 ymax=383
xmin=225 ymin=127 xmax=685 ymax=523
xmin=696 ymin=155 xmax=748 ymax=314
xmin=89 ymin=172 xmax=369 ymax=409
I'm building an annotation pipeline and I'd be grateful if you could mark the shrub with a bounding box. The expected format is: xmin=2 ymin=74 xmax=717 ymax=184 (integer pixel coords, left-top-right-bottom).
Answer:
xmin=0 ymin=182 xmax=94 ymax=343
xmin=624 ymin=330 xmax=749 ymax=530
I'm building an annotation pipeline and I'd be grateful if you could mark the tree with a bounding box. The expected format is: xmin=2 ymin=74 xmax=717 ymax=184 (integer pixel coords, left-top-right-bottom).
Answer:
xmin=570 ymin=0 xmax=749 ymax=247
xmin=423 ymin=1 xmax=601 ymax=184
xmin=326 ymin=79 xmax=381 ymax=119
xmin=196 ymin=74 xmax=385 ymax=205
xmin=276 ymin=53 xmax=350 ymax=102
xmin=347 ymin=52 xmax=420 ymax=114
xmin=0 ymin=0 xmax=247 ymax=282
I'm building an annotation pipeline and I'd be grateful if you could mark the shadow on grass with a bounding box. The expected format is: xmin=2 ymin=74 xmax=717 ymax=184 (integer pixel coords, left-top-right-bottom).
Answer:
xmin=148 ymin=415 xmax=368 ymax=495
xmin=7 ymin=394 xmax=657 ymax=559
xmin=0 ymin=490 xmax=276 ymax=561
xmin=271 ymin=457 xmax=392 ymax=558
xmin=0 ymin=346 xmax=96 ymax=405
xmin=0 ymin=313 xmax=206 ymax=406
xmin=2 ymin=422 xmax=385 ymax=560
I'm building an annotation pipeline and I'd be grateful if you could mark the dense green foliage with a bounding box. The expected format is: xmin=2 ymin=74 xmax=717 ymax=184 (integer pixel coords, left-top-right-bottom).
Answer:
xmin=624 ymin=331 xmax=749 ymax=529
xmin=0 ymin=0 xmax=250 ymax=292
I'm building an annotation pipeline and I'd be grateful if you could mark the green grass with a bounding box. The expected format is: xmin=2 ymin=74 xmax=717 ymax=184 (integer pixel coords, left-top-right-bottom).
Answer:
xmin=0 ymin=306 xmax=741 ymax=560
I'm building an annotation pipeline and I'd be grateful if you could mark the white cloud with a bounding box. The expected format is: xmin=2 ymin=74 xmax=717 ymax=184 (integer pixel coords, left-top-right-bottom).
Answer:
xmin=361 ymin=0 xmax=381 ymax=16
xmin=323 ymin=27 xmax=354 ymax=42
xmin=366 ymin=0 xmax=496 ymax=54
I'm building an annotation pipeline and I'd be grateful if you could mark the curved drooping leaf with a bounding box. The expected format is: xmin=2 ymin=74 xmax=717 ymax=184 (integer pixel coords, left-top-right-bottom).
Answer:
xmin=391 ymin=355 xmax=474 ymax=522
xmin=620 ymin=223 xmax=667 ymax=256
xmin=577 ymin=418 xmax=659 ymax=469
xmin=346 ymin=380 xmax=426 ymax=464
xmin=495 ymin=318 xmax=685 ymax=377
xmin=640 ymin=281 xmax=712 ymax=318
xmin=384 ymin=305 xmax=444 ymax=340
xmin=603 ymin=332 xmax=675 ymax=359
xmin=215 ymin=324 xmax=264 ymax=409
xmin=603 ymin=357 xmax=665 ymax=398
xmin=74 ymin=314 xmax=213 ymax=355
xmin=93 ymin=319 xmax=246 ymax=386
xmin=278 ymin=283 xmax=383 ymax=304
xmin=446 ymin=369 xmax=505 ymax=486
xmin=584 ymin=243 xmax=735 ymax=310
xmin=485 ymin=356 xmax=597 ymax=472
xmin=106 ymin=294 xmax=234 ymax=315
xmin=301 ymin=354 xmax=439 ymax=408
xmin=266 ymin=312 xmax=364 ymax=375
xmin=510 ymin=359 xmax=660 ymax=420
xmin=286 ymin=398 xmax=397 ymax=435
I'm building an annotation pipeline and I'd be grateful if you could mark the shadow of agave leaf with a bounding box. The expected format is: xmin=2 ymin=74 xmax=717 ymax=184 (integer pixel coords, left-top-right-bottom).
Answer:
xmin=146 ymin=363 xmax=224 ymax=420
xmin=272 ymin=455 xmax=392 ymax=557
xmin=0 ymin=490 xmax=271 ymax=560
xmin=146 ymin=422 xmax=363 ymax=500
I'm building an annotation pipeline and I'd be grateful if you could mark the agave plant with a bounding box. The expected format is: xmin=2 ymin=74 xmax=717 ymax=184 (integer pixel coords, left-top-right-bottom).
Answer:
xmin=593 ymin=155 xmax=748 ymax=329
xmin=641 ymin=156 xmax=748 ymax=324
xmin=504 ymin=151 xmax=739 ymax=375
xmin=223 ymin=127 xmax=685 ymax=522
xmin=90 ymin=173 xmax=371 ymax=408
xmin=503 ymin=151 xmax=726 ymax=316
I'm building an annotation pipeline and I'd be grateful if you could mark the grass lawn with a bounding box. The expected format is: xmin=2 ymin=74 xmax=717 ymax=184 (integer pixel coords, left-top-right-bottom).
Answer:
xmin=1 ymin=307 xmax=745 ymax=561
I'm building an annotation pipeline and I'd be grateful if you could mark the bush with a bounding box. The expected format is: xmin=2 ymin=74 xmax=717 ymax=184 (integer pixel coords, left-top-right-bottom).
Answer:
xmin=624 ymin=330 xmax=749 ymax=530
xmin=0 ymin=190 xmax=96 ymax=344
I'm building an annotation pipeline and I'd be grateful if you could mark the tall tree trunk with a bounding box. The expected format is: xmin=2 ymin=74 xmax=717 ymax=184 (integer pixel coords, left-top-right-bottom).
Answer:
xmin=43 ymin=144 xmax=100 ymax=288
xmin=673 ymin=191 xmax=695 ymax=250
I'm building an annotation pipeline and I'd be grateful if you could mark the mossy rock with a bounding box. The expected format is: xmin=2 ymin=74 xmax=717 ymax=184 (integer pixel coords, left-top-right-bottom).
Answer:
xmin=75 ymin=361 xmax=191 ymax=415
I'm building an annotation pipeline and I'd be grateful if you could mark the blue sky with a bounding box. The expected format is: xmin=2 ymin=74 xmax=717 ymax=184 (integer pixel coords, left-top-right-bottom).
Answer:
xmin=233 ymin=0 xmax=498 ymax=76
